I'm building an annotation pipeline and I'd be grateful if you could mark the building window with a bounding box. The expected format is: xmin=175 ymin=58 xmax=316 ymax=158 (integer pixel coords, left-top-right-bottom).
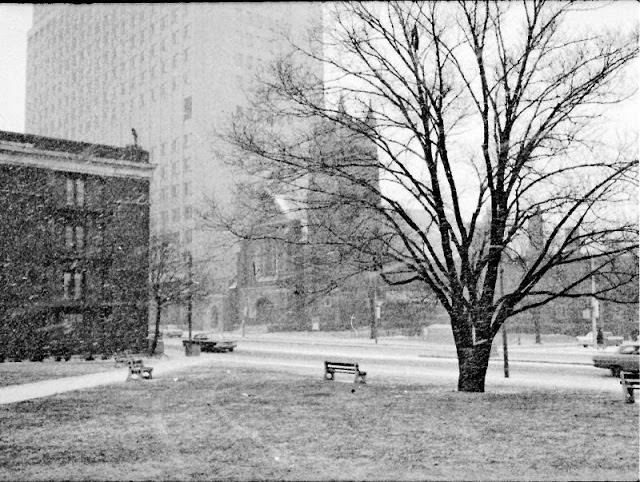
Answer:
xmin=63 ymin=271 xmax=73 ymax=299
xmin=75 ymin=179 xmax=85 ymax=206
xmin=184 ymin=229 xmax=192 ymax=244
xmin=66 ymin=179 xmax=74 ymax=205
xmin=65 ymin=225 xmax=85 ymax=250
xmin=75 ymin=226 xmax=85 ymax=250
xmin=74 ymin=271 xmax=84 ymax=300
xmin=65 ymin=226 xmax=74 ymax=248
xmin=183 ymin=157 xmax=190 ymax=172
xmin=171 ymin=185 xmax=178 ymax=199
xmin=172 ymin=208 xmax=180 ymax=222
xmin=184 ymin=205 xmax=192 ymax=219
xmin=256 ymin=239 xmax=279 ymax=279
xmin=184 ymin=182 xmax=191 ymax=196
xmin=183 ymin=96 xmax=192 ymax=120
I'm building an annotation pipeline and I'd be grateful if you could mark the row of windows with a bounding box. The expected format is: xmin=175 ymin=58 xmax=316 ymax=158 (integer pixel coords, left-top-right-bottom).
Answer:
xmin=158 ymin=183 xmax=192 ymax=201
xmin=32 ymin=5 xmax=189 ymax=59
xmin=63 ymin=174 xmax=85 ymax=300
xmin=151 ymin=132 xmax=192 ymax=158
xmin=157 ymin=205 xmax=194 ymax=224
xmin=30 ymin=91 xmax=192 ymax=142
xmin=157 ymin=158 xmax=191 ymax=180
xmin=154 ymin=227 xmax=193 ymax=246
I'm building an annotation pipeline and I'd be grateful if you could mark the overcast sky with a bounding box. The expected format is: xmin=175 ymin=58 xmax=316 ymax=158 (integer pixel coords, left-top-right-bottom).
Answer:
xmin=0 ymin=3 xmax=637 ymax=135
xmin=0 ymin=4 xmax=32 ymax=132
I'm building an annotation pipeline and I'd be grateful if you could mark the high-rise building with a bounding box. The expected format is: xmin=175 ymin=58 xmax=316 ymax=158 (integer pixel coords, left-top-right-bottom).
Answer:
xmin=25 ymin=3 xmax=322 ymax=330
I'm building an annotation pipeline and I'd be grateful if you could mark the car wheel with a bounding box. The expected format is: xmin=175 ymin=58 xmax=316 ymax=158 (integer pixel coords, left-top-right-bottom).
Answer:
xmin=611 ymin=366 xmax=621 ymax=377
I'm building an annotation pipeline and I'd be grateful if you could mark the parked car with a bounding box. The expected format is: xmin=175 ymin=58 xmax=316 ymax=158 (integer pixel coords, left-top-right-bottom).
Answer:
xmin=187 ymin=333 xmax=237 ymax=353
xmin=576 ymin=331 xmax=623 ymax=348
xmin=593 ymin=343 xmax=639 ymax=377
xmin=163 ymin=325 xmax=183 ymax=338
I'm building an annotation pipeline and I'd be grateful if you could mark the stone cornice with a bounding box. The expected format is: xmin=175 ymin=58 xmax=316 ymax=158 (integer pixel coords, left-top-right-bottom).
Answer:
xmin=0 ymin=143 xmax=155 ymax=180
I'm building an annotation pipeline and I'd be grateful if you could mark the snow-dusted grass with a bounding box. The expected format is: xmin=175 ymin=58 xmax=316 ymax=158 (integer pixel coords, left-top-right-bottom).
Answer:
xmin=1 ymin=366 xmax=637 ymax=481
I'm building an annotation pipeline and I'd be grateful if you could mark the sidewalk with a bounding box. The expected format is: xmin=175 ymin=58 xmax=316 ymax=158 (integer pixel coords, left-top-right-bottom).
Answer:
xmin=0 ymin=347 xmax=214 ymax=405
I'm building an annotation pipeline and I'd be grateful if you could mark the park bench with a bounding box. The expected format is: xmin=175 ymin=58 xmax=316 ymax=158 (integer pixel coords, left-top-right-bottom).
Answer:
xmin=324 ymin=361 xmax=367 ymax=384
xmin=126 ymin=358 xmax=153 ymax=380
xmin=620 ymin=371 xmax=639 ymax=403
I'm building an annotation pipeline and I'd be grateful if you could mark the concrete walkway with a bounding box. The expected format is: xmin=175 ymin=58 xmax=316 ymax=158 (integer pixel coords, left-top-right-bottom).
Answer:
xmin=0 ymin=348 xmax=215 ymax=405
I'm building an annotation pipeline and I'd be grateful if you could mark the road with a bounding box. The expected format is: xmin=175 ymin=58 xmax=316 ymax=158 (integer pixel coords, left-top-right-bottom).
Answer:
xmin=164 ymin=335 xmax=622 ymax=394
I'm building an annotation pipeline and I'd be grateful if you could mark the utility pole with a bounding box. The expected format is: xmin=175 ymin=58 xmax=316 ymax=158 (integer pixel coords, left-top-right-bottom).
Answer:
xmin=500 ymin=265 xmax=509 ymax=378
xmin=590 ymin=256 xmax=598 ymax=350
xmin=187 ymin=250 xmax=193 ymax=343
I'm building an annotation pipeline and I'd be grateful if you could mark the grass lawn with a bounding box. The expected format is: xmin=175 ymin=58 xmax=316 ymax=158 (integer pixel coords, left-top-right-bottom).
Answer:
xmin=0 ymin=358 xmax=124 ymax=388
xmin=0 ymin=366 xmax=638 ymax=481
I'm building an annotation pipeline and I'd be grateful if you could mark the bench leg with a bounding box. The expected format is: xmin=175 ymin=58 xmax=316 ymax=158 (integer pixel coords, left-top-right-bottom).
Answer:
xmin=358 ymin=373 xmax=367 ymax=384
xmin=624 ymin=386 xmax=635 ymax=403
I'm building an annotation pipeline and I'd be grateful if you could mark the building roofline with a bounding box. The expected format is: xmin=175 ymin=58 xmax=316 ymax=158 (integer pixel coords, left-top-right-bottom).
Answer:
xmin=0 ymin=130 xmax=150 ymax=163
xmin=0 ymin=130 xmax=155 ymax=180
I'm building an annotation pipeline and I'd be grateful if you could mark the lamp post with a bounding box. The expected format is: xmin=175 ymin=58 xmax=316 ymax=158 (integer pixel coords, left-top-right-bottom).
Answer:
xmin=186 ymin=250 xmax=193 ymax=343
xmin=590 ymin=256 xmax=599 ymax=350
xmin=490 ymin=244 xmax=512 ymax=379
xmin=499 ymin=265 xmax=509 ymax=378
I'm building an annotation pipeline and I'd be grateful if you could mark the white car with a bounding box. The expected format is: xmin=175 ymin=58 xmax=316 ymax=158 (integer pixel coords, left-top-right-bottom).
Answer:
xmin=576 ymin=331 xmax=623 ymax=348
xmin=163 ymin=325 xmax=184 ymax=338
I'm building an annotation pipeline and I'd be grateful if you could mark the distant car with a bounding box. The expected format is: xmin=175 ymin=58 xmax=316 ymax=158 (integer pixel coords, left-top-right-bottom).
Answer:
xmin=577 ymin=331 xmax=623 ymax=348
xmin=188 ymin=333 xmax=237 ymax=352
xmin=163 ymin=326 xmax=183 ymax=338
xmin=593 ymin=343 xmax=639 ymax=377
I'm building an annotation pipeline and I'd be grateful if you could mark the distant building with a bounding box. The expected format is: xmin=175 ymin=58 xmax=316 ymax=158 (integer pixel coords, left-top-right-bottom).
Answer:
xmin=0 ymin=130 xmax=153 ymax=360
xmin=25 ymin=4 xmax=322 ymax=331
xmin=229 ymin=110 xmax=388 ymax=332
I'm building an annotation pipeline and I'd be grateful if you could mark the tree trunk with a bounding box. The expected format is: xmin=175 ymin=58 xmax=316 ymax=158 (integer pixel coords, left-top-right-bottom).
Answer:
xmin=533 ymin=309 xmax=541 ymax=344
xmin=368 ymin=290 xmax=377 ymax=340
xmin=150 ymin=299 xmax=162 ymax=356
xmin=457 ymin=344 xmax=492 ymax=392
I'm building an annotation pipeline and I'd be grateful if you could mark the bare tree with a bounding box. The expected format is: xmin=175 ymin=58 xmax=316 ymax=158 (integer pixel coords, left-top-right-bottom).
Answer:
xmin=148 ymin=237 xmax=205 ymax=355
xmin=217 ymin=1 xmax=639 ymax=391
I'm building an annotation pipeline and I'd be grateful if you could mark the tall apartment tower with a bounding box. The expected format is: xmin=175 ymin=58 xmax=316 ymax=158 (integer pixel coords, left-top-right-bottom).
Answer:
xmin=25 ymin=4 xmax=322 ymax=330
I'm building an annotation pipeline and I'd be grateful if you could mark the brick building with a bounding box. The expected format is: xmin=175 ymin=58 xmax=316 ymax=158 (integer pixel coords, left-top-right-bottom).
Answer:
xmin=0 ymin=131 xmax=153 ymax=360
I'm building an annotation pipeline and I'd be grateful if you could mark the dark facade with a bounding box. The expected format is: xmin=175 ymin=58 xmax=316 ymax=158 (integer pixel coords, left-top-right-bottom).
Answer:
xmin=0 ymin=131 xmax=153 ymax=360
xmin=229 ymin=110 xmax=385 ymax=332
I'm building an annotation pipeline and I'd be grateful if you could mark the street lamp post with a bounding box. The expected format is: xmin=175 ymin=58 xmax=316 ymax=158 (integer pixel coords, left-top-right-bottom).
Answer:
xmin=500 ymin=265 xmax=509 ymax=378
xmin=186 ymin=250 xmax=193 ymax=343
xmin=590 ymin=256 xmax=599 ymax=350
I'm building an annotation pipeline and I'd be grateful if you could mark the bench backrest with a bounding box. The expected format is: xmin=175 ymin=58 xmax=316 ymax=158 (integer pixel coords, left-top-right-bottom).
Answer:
xmin=325 ymin=361 xmax=359 ymax=370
